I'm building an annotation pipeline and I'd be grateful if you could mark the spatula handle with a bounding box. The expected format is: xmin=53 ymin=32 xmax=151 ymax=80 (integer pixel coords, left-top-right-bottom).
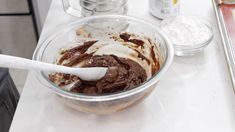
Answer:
xmin=0 ymin=54 xmax=76 ymax=74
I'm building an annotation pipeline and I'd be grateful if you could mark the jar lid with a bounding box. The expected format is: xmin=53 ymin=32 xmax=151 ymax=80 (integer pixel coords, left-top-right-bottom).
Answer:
xmin=160 ymin=15 xmax=213 ymax=56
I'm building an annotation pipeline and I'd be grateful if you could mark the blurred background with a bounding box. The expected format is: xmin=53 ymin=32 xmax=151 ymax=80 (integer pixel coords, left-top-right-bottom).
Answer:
xmin=0 ymin=0 xmax=52 ymax=93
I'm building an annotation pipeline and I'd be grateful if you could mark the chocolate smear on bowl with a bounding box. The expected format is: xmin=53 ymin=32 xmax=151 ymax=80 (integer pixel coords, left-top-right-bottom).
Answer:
xmin=58 ymin=40 xmax=97 ymax=64
xmin=120 ymin=33 xmax=145 ymax=48
xmin=50 ymin=55 xmax=147 ymax=95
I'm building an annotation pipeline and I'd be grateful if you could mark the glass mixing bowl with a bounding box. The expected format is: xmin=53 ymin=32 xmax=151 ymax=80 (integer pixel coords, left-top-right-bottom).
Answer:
xmin=33 ymin=15 xmax=174 ymax=114
xmin=161 ymin=15 xmax=214 ymax=56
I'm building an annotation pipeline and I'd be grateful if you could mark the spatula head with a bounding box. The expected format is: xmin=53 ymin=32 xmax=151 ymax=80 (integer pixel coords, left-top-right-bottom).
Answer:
xmin=76 ymin=67 xmax=108 ymax=81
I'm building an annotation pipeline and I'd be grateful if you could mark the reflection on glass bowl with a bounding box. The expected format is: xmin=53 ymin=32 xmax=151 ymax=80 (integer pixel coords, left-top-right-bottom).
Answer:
xmin=33 ymin=15 xmax=174 ymax=114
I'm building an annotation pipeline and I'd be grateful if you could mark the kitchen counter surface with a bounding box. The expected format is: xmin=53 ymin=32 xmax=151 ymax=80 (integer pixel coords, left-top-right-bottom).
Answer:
xmin=9 ymin=0 xmax=235 ymax=131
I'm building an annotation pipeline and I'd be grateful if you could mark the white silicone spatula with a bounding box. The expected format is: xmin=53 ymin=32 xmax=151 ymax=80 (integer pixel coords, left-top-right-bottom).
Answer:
xmin=0 ymin=54 xmax=107 ymax=81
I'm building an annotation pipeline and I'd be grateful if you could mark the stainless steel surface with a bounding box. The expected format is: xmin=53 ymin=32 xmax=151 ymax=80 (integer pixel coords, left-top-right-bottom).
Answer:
xmin=212 ymin=0 xmax=235 ymax=89
xmin=0 ymin=0 xmax=37 ymax=58
xmin=0 ymin=0 xmax=37 ymax=94
xmin=0 ymin=0 xmax=29 ymax=13
xmin=0 ymin=16 xmax=36 ymax=58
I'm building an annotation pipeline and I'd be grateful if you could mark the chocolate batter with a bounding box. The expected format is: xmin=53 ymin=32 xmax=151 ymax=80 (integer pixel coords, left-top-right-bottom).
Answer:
xmin=50 ymin=55 xmax=147 ymax=95
xmin=49 ymin=32 xmax=160 ymax=95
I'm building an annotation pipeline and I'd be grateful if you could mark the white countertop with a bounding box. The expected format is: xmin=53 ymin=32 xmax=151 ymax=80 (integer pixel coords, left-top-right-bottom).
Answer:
xmin=9 ymin=0 xmax=235 ymax=132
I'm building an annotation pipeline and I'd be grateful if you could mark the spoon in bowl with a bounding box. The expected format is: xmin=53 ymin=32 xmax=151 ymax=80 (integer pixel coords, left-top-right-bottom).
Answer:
xmin=0 ymin=54 xmax=107 ymax=81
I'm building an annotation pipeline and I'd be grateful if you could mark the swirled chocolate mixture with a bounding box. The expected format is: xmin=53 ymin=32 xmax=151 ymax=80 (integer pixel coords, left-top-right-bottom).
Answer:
xmin=49 ymin=32 xmax=160 ymax=95
xmin=74 ymin=55 xmax=146 ymax=94
xmin=49 ymin=55 xmax=147 ymax=95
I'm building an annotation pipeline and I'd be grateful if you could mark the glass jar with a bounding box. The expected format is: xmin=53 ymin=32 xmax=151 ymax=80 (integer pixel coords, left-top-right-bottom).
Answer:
xmin=62 ymin=0 xmax=128 ymax=17
xmin=149 ymin=0 xmax=180 ymax=19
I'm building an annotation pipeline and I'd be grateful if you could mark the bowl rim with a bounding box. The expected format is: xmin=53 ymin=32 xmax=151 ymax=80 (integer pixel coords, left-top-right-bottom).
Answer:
xmin=33 ymin=14 xmax=174 ymax=102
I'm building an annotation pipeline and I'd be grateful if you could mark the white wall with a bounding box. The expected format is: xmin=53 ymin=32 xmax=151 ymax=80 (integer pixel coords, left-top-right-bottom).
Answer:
xmin=32 ymin=0 xmax=52 ymax=33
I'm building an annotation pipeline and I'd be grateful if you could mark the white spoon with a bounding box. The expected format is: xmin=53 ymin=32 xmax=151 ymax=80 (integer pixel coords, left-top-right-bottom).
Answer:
xmin=0 ymin=54 xmax=107 ymax=81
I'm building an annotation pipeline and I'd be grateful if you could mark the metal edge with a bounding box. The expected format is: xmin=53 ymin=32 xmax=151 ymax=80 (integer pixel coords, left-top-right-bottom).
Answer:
xmin=219 ymin=0 xmax=235 ymax=5
xmin=212 ymin=0 xmax=235 ymax=89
